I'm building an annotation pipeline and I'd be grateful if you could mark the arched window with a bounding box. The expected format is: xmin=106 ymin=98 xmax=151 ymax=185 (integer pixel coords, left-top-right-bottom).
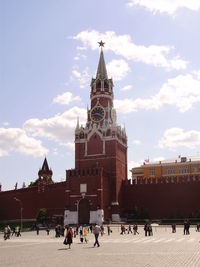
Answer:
xmin=80 ymin=131 xmax=84 ymax=139
xmin=96 ymin=80 xmax=101 ymax=89
xmin=104 ymin=80 xmax=109 ymax=89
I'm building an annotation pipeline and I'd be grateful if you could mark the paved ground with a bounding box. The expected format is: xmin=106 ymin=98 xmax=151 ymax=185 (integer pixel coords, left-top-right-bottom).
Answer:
xmin=1 ymin=225 xmax=200 ymax=267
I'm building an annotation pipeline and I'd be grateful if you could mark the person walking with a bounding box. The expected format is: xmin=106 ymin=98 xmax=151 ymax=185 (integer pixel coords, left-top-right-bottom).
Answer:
xmin=7 ymin=225 xmax=11 ymax=239
xmin=46 ymin=227 xmax=50 ymax=235
xmin=93 ymin=224 xmax=100 ymax=247
xmin=128 ymin=224 xmax=132 ymax=234
xmin=133 ymin=224 xmax=139 ymax=235
xmin=186 ymin=220 xmax=190 ymax=235
xmin=144 ymin=223 xmax=148 ymax=236
xmin=83 ymin=227 xmax=88 ymax=243
xmin=79 ymin=226 xmax=84 ymax=243
xmin=100 ymin=224 xmax=104 ymax=236
xmin=120 ymin=224 xmax=125 ymax=235
xmin=172 ymin=223 xmax=176 ymax=233
xmin=107 ymin=225 xmax=111 ymax=235
xmin=4 ymin=226 xmax=8 ymax=240
xmin=64 ymin=226 xmax=74 ymax=249
xmin=36 ymin=225 xmax=40 ymax=235
xmin=12 ymin=226 xmax=16 ymax=236
xmin=16 ymin=225 xmax=21 ymax=237
xmin=148 ymin=224 xmax=153 ymax=236
xmin=183 ymin=220 xmax=187 ymax=235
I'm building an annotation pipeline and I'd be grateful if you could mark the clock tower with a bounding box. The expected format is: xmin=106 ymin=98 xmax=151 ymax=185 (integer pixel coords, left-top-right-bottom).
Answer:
xmin=74 ymin=41 xmax=128 ymax=221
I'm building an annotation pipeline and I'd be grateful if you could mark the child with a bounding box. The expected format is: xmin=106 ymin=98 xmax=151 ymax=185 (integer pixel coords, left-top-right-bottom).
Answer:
xmin=83 ymin=227 xmax=88 ymax=243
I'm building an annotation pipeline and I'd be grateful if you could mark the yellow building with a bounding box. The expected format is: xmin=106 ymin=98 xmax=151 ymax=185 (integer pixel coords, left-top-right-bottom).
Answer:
xmin=131 ymin=156 xmax=200 ymax=184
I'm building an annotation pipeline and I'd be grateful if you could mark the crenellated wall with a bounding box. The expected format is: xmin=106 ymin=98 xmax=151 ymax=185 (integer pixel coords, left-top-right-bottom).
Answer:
xmin=0 ymin=182 xmax=66 ymax=222
xmin=122 ymin=179 xmax=200 ymax=219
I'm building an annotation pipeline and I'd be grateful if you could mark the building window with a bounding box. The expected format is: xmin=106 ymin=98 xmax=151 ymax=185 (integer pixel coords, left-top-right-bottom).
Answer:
xmin=150 ymin=168 xmax=155 ymax=176
xmin=184 ymin=166 xmax=189 ymax=173
xmin=179 ymin=167 xmax=183 ymax=174
xmin=193 ymin=166 xmax=197 ymax=173
xmin=179 ymin=166 xmax=189 ymax=174
xmin=165 ymin=167 xmax=175 ymax=175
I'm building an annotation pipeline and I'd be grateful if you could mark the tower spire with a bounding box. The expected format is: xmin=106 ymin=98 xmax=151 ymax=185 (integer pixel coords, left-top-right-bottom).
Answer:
xmin=41 ymin=157 xmax=50 ymax=171
xmin=96 ymin=40 xmax=108 ymax=80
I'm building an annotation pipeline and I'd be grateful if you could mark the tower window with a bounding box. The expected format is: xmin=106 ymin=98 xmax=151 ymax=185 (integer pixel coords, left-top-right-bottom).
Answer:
xmin=104 ymin=80 xmax=108 ymax=89
xmin=96 ymin=80 xmax=101 ymax=89
xmin=80 ymin=132 xmax=84 ymax=139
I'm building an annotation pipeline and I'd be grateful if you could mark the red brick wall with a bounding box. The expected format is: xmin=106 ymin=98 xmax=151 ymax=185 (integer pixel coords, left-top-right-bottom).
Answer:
xmin=66 ymin=168 xmax=104 ymax=210
xmin=122 ymin=181 xmax=200 ymax=219
xmin=87 ymin=134 xmax=103 ymax=155
xmin=0 ymin=182 xmax=66 ymax=221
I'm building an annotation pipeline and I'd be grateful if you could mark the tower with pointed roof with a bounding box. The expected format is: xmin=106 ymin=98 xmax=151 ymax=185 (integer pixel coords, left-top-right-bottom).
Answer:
xmin=38 ymin=157 xmax=53 ymax=192
xmin=64 ymin=42 xmax=128 ymax=223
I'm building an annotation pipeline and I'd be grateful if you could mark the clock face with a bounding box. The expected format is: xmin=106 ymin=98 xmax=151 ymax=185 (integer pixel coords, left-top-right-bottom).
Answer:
xmin=90 ymin=106 xmax=105 ymax=122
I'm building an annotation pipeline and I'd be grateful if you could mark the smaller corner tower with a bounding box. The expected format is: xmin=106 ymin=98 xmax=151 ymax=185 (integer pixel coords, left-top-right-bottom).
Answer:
xmin=38 ymin=157 xmax=53 ymax=192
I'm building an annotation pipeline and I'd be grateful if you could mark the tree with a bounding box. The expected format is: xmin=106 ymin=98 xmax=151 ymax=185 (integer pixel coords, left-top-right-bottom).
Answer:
xmin=28 ymin=178 xmax=39 ymax=187
xmin=36 ymin=208 xmax=47 ymax=224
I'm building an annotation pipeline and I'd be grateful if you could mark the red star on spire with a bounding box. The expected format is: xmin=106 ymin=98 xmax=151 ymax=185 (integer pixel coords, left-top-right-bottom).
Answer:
xmin=98 ymin=40 xmax=105 ymax=47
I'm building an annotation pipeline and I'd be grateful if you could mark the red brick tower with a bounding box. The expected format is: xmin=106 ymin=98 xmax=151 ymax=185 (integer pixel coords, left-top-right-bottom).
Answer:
xmin=38 ymin=157 xmax=53 ymax=192
xmin=73 ymin=41 xmax=128 ymax=221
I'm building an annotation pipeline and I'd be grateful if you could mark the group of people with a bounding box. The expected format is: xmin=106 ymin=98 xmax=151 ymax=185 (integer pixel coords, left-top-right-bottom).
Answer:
xmin=55 ymin=224 xmax=64 ymax=237
xmin=4 ymin=225 xmax=21 ymax=240
xmin=63 ymin=224 xmax=102 ymax=249
xmin=4 ymin=221 xmax=200 ymax=247
xmin=120 ymin=224 xmax=139 ymax=235
xmin=144 ymin=223 xmax=153 ymax=236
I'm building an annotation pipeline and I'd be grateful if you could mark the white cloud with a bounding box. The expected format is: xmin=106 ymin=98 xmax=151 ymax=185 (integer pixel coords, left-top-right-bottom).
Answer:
xmin=2 ymin=122 xmax=9 ymax=127
xmin=73 ymin=30 xmax=187 ymax=70
xmin=24 ymin=106 xmax=87 ymax=147
xmin=53 ymin=91 xmax=81 ymax=105
xmin=106 ymin=59 xmax=130 ymax=81
xmin=114 ymin=72 xmax=200 ymax=114
xmin=121 ymin=85 xmax=133 ymax=91
xmin=0 ymin=128 xmax=48 ymax=157
xmin=127 ymin=0 xmax=200 ymax=16
xmin=132 ymin=139 xmax=141 ymax=145
xmin=77 ymin=46 xmax=87 ymax=51
xmin=153 ymin=156 xmax=165 ymax=162
xmin=158 ymin=128 xmax=200 ymax=150
xmin=74 ymin=53 xmax=87 ymax=61
xmin=71 ymin=66 xmax=90 ymax=88
xmin=52 ymin=148 xmax=58 ymax=156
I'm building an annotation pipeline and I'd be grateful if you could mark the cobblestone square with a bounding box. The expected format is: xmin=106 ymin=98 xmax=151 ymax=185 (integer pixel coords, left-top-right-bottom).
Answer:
xmin=1 ymin=225 xmax=200 ymax=267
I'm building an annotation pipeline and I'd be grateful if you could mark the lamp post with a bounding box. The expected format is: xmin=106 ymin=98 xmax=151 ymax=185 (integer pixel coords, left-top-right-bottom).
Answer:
xmin=14 ymin=197 xmax=23 ymax=231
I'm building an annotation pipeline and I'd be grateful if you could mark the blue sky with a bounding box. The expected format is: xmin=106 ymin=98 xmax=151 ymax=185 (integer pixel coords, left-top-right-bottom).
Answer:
xmin=1 ymin=0 xmax=200 ymax=190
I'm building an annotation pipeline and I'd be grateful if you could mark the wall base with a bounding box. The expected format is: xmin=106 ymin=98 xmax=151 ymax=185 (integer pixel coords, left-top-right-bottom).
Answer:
xmin=112 ymin=213 xmax=121 ymax=222
xmin=64 ymin=210 xmax=78 ymax=225
xmin=64 ymin=209 xmax=104 ymax=226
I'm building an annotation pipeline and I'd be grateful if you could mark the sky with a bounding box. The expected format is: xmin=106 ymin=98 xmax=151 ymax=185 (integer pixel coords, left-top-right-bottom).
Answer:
xmin=1 ymin=0 xmax=200 ymax=191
